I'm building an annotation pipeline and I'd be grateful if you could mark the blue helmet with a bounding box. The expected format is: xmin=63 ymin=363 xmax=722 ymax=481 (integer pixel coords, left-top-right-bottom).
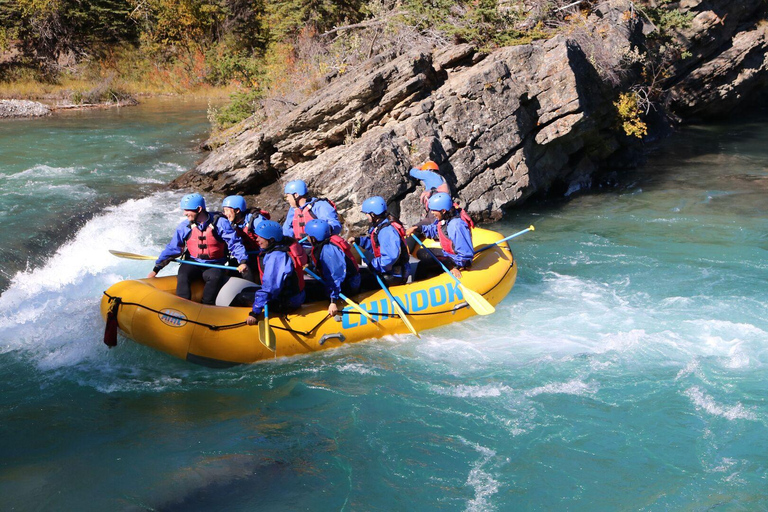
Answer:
xmin=284 ymin=180 xmax=308 ymax=196
xmin=222 ymin=195 xmax=247 ymax=212
xmin=180 ymin=193 xmax=205 ymax=211
xmin=253 ymin=220 xmax=283 ymax=242
xmin=361 ymin=196 xmax=387 ymax=215
xmin=304 ymin=219 xmax=331 ymax=242
xmin=428 ymin=192 xmax=453 ymax=212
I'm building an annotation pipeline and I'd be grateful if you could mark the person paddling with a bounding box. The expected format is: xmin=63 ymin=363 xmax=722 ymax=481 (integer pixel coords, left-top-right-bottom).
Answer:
xmin=245 ymin=220 xmax=306 ymax=326
xmin=304 ymin=218 xmax=361 ymax=317
xmin=348 ymin=196 xmax=410 ymax=288
xmin=406 ymin=192 xmax=473 ymax=280
xmin=282 ymin=179 xmax=341 ymax=244
xmin=149 ymin=193 xmax=249 ymax=304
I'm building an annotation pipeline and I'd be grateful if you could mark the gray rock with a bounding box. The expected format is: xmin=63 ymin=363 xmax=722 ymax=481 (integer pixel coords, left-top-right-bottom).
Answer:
xmin=173 ymin=0 xmax=767 ymax=229
xmin=0 ymin=100 xmax=50 ymax=118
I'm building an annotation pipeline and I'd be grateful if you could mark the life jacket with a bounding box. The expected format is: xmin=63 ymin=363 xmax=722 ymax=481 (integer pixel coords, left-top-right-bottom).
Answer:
xmin=310 ymin=235 xmax=360 ymax=278
xmin=235 ymin=209 xmax=270 ymax=251
xmin=291 ymin=198 xmax=337 ymax=239
xmin=184 ymin=213 xmax=227 ymax=260
xmin=256 ymin=241 xmax=306 ymax=294
xmin=421 ymin=188 xmax=476 ymax=229
xmin=437 ymin=211 xmax=472 ymax=255
xmin=370 ymin=216 xmax=410 ymax=272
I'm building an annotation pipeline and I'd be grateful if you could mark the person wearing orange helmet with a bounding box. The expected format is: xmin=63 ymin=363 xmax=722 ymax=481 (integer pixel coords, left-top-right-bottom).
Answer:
xmin=409 ymin=160 xmax=451 ymax=215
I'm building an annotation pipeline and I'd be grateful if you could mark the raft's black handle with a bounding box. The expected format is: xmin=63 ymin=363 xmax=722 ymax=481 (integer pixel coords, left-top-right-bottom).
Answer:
xmin=319 ymin=333 xmax=346 ymax=346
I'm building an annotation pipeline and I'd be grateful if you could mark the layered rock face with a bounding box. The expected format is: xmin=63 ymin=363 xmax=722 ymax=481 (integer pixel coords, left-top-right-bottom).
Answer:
xmin=173 ymin=0 xmax=768 ymax=229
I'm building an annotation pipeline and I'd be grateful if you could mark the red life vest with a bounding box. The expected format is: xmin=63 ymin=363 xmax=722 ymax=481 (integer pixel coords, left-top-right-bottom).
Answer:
xmin=421 ymin=188 xmax=476 ymax=229
xmin=236 ymin=210 xmax=270 ymax=252
xmin=256 ymin=242 xmax=306 ymax=292
xmin=310 ymin=235 xmax=360 ymax=274
xmin=437 ymin=212 xmax=472 ymax=255
xmin=291 ymin=198 xmax=336 ymax=239
xmin=185 ymin=214 xmax=227 ymax=260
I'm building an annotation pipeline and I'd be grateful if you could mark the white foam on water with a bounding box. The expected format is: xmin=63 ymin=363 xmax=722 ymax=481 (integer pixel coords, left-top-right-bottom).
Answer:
xmin=0 ymin=191 xmax=183 ymax=370
xmin=525 ymin=379 xmax=597 ymax=398
xmin=458 ymin=437 xmax=500 ymax=512
xmin=6 ymin=164 xmax=83 ymax=180
xmin=23 ymin=182 xmax=97 ymax=199
xmin=684 ymin=386 xmax=757 ymax=421
xmin=431 ymin=383 xmax=513 ymax=398
xmin=336 ymin=362 xmax=379 ymax=376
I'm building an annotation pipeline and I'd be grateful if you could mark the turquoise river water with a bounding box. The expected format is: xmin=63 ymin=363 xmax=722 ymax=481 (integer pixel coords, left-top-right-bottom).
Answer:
xmin=1 ymin=99 xmax=767 ymax=510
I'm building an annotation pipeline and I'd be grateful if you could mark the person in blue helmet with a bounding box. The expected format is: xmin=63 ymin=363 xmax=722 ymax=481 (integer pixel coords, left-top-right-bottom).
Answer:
xmin=282 ymin=179 xmax=341 ymax=243
xmin=221 ymin=195 xmax=270 ymax=282
xmin=405 ymin=192 xmax=473 ymax=280
xmin=347 ymin=195 xmax=410 ymax=288
xmin=304 ymin=218 xmax=361 ymax=317
xmin=149 ymin=193 xmax=249 ymax=304
xmin=245 ymin=220 xmax=306 ymax=326
xmin=409 ymin=160 xmax=451 ymax=215
xmin=221 ymin=195 xmax=270 ymax=253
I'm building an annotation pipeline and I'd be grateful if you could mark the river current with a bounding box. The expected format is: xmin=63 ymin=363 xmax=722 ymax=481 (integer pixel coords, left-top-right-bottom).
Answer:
xmin=1 ymin=99 xmax=767 ymax=510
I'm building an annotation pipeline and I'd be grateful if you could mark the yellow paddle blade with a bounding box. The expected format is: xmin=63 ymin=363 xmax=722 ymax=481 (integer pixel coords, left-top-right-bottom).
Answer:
xmin=109 ymin=250 xmax=158 ymax=261
xmin=459 ymin=283 xmax=496 ymax=316
xmin=343 ymin=297 xmax=377 ymax=323
xmin=392 ymin=299 xmax=420 ymax=338
xmin=258 ymin=320 xmax=276 ymax=351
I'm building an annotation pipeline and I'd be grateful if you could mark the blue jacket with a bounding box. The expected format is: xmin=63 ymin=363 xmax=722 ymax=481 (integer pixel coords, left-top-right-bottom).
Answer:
xmin=311 ymin=243 xmax=361 ymax=301
xmin=357 ymin=220 xmax=409 ymax=276
xmin=421 ymin=216 xmax=474 ymax=268
xmin=156 ymin=212 xmax=248 ymax=266
xmin=409 ymin=168 xmax=446 ymax=190
xmin=251 ymin=249 xmax=305 ymax=315
xmin=282 ymin=198 xmax=342 ymax=240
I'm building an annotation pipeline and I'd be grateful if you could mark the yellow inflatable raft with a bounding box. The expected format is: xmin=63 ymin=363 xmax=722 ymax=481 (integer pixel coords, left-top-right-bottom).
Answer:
xmin=100 ymin=227 xmax=517 ymax=367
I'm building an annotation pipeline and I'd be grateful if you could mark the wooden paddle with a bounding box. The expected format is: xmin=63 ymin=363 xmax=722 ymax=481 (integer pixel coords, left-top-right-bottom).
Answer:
xmin=411 ymin=235 xmax=495 ymax=316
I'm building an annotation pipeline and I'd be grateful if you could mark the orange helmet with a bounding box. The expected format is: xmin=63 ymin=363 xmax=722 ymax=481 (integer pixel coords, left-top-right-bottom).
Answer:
xmin=420 ymin=160 xmax=439 ymax=171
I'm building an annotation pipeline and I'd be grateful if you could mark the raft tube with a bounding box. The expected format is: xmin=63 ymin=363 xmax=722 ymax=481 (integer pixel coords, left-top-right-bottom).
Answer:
xmin=100 ymin=227 xmax=517 ymax=367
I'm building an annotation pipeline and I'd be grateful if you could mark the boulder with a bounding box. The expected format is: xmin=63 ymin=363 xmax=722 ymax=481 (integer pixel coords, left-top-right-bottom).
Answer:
xmin=173 ymin=0 xmax=767 ymax=229
xmin=0 ymin=100 xmax=50 ymax=118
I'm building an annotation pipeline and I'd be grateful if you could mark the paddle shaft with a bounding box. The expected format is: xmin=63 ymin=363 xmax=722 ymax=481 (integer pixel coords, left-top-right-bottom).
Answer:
xmin=411 ymin=234 xmax=462 ymax=287
xmin=110 ymin=250 xmax=241 ymax=272
xmin=352 ymin=243 xmax=411 ymax=314
xmin=473 ymin=226 xmax=534 ymax=254
xmin=303 ymin=267 xmax=375 ymax=322
xmin=172 ymin=258 xmax=240 ymax=272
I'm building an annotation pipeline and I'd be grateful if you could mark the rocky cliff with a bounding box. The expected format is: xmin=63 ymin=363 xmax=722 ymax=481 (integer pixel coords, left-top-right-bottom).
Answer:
xmin=172 ymin=0 xmax=768 ymax=229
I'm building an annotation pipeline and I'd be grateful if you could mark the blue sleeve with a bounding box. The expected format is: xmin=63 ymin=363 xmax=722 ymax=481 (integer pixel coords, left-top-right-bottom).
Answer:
xmin=156 ymin=221 xmax=188 ymax=265
xmin=409 ymin=168 xmax=445 ymax=190
xmin=251 ymin=252 xmax=293 ymax=315
xmin=371 ymin=225 xmax=401 ymax=273
xmin=216 ymin=217 xmax=248 ymax=263
xmin=358 ymin=233 xmax=373 ymax=252
xmin=420 ymin=221 xmax=439 ymax=240
xmin=311 ymin=200 xmax=342 ymax=235
xmin=448 ymin=219 xmax=474 ymax=266
xmin=319 ymin=245 xmax=347 ymax=300
xmin=282 ymin=208 xmax=295 ymax=237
